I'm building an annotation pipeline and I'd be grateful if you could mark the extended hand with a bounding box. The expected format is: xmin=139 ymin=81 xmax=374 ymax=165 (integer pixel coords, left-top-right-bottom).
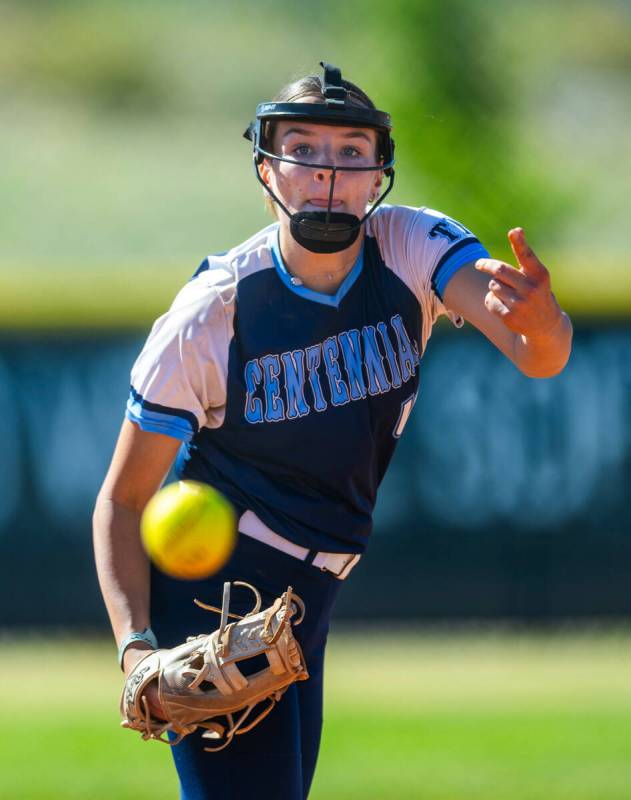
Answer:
xmin=475 ymin=228 xmax=563 ymax=337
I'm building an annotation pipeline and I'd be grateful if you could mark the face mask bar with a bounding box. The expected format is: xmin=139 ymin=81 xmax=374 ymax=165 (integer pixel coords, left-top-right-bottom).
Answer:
xmin=250 ymin=144 xmax=395 ymax=231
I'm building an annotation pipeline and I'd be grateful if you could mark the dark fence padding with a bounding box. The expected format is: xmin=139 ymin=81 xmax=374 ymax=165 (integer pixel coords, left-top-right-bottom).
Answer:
xmin=1 ymin=327 xmax=629 ymax=626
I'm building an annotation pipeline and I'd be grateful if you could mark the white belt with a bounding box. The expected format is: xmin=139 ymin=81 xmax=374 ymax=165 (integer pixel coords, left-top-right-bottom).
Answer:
xmin=238 ymin=510 xmax=361 ymax=581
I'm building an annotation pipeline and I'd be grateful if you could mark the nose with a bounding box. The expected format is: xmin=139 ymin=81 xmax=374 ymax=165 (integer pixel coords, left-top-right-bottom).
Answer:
xmin=310 ymin=142 xmax=340 ymax=182
xmin=313 ymin=164 xmax=339 ymax=183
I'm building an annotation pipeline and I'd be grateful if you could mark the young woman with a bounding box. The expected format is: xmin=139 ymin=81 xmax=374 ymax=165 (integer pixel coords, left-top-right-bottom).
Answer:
xmin=93 ymin=62 xmax=572 ymax=799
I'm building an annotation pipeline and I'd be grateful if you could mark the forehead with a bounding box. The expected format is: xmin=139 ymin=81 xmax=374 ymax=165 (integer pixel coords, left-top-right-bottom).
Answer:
xmin=273 ymin=119 xmax=377 ymax=145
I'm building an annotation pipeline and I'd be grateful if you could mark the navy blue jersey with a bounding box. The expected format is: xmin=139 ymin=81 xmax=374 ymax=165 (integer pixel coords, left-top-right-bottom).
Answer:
xmin=126 ymin=205 xmax=488 ymax=553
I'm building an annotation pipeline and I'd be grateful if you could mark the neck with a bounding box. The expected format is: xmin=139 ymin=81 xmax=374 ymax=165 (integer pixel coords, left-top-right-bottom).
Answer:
xmin=278 ymin=223 xmax=364 ymax=295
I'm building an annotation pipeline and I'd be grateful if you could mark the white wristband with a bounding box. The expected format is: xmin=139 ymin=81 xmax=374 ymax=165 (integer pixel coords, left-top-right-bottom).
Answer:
xmin=118 ymin=628 xmax=158 ymax=671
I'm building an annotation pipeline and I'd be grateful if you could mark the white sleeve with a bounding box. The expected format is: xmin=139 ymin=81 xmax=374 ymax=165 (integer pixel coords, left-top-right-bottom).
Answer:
xmin=125 ymin=269 xmax=233 ymax=441
xmin=368 ymin=205 xmax=489 ymax=347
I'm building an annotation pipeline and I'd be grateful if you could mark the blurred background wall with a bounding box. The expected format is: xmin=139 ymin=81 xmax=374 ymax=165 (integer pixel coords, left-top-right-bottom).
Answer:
xmin=1 ymin=0 xmax=630 ymax=627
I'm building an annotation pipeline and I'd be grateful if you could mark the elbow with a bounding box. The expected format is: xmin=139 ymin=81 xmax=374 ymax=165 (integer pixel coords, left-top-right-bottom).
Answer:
xmin=519 ymin=359 xmax=569 ymax=379
xmin=516 ymin=313 xmax=573 ymax=379
xmin=93 ymin=488 xmax=109 ymax=523
xmin=92 ymin=491 xmax=109 ymax=544
xmin=517 ymin=344 xmax=573 ymax=379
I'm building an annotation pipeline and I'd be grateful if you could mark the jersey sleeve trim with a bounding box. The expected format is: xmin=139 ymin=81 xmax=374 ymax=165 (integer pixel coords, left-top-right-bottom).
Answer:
xmin=125 ymin=386 xmax=199 ymax=442
xmin=431 ymin=238 xmax=489 ymax=300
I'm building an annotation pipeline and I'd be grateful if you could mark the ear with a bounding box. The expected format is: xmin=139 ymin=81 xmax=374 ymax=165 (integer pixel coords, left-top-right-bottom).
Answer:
xmin=258 ymin=159 xmax=272 ymax=187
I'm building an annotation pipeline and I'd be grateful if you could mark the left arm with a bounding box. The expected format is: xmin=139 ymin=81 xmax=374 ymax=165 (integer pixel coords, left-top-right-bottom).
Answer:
xmin=442 ymin=227 xmax=573 ymax=378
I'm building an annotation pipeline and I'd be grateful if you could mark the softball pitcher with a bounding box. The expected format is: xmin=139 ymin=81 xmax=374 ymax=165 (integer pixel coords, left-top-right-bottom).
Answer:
xmin=93 ymin=62 xmax=573 ymax=799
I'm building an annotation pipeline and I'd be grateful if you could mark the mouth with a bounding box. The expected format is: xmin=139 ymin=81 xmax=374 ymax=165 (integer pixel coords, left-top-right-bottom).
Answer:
xmin=306 ymin=198 xmax=344 ymax=209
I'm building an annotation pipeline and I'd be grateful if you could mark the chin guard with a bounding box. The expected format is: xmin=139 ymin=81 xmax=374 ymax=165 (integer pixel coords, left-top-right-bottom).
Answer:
xmin=244 ymin=61 xmax=395 ymax=254
xmin=290 ymin=211 xmax=362 ymax=254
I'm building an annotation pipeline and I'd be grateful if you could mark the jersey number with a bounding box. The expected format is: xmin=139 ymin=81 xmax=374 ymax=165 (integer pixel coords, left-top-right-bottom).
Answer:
xmin=393 ymin=393 xmax=417 ymax=438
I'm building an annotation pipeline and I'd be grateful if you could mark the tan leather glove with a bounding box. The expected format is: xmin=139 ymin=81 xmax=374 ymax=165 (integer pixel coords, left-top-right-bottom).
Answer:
xmin=120 ymin=581 xmax=308 ymax=752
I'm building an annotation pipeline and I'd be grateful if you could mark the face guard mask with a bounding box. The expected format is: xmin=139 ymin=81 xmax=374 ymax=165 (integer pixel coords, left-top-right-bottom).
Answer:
xmin=244 ymin=62 xmax=396 ymax=254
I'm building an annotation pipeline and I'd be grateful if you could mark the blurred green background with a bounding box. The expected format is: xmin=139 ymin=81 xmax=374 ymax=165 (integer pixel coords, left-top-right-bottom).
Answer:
xmin=2 ymin=2 xmax=631 ymax=799
xmin=1 ymin=0 xmax=630 ymax=326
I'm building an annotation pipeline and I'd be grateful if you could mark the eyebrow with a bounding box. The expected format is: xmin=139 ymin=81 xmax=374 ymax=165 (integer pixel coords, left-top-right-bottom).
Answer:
xmin=282 ymin=126 xmax=373 ymax=143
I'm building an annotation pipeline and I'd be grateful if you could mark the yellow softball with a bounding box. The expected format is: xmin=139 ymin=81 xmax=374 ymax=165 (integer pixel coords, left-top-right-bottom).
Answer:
xmin=140 ymin=481 xmax=237 ymax=580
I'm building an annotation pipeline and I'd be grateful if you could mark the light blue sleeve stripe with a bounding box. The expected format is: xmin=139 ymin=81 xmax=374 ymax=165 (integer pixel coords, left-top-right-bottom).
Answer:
xmin=433 ymin=242 xmax=489 ymax=300
xmin=125 ymin=399 xmax=195 ymax=442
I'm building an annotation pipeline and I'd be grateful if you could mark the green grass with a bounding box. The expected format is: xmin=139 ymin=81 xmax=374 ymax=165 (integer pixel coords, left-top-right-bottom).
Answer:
xmin=1 ymin=630 xmax=631 ymax=799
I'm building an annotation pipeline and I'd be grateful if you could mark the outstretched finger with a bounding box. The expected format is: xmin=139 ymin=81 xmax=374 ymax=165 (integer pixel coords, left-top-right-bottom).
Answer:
xmin=508 ymin=228 xmax=548 ymax=282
